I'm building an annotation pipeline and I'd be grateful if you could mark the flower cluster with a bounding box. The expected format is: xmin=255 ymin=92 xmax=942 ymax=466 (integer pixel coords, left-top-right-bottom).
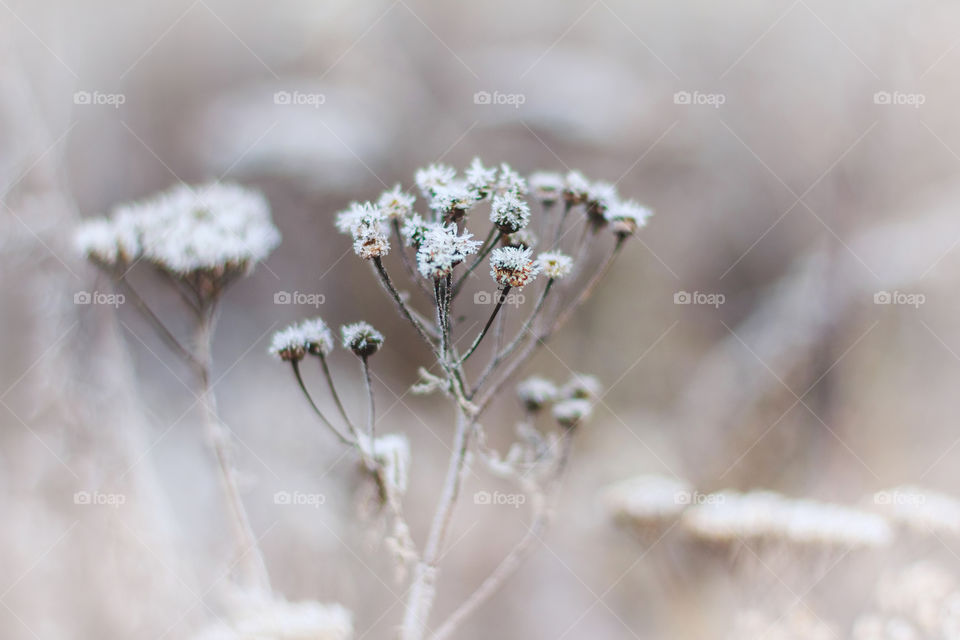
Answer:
xmin=417 ymin=223 xmax=482 ymax=279
xmin=558 ymin=170 xmax=652 ymax=237
xmin=489 ymin=246 xmax=541 ymax=288
xmin=341 ymin=321 xmax=384 ymax=357
xmin=336 ymin=202 xmax=390 ymax=260
xmin=268 ymin=317 xmax=335 ymax=362
xmin=516 ymin=373 xmax=602 ymax=429
xmin=75 ymin=182 xmax=281 ymax=276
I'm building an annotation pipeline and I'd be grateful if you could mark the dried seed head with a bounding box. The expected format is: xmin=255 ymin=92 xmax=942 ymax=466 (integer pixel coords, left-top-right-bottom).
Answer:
xmin=585 ymin=180 xmax=618 ymax=226
xmin=528 ymin=171 xmax=564 ymax=207
xmin=517 ymin=376 xmax=558 ymax=412
xmin=428 ymin=181 xmax=475 ymax=220
xmin=490 ymin=191 xmax=531 ymax=234
xmin=605 ymin=199 xmax=652 ymax=238
xmin=345 ymin=203 xmax=389 ymax=260
xmin=563 ymin=170 xmax=591 ymax=206
xmin=489 ymin=246 xmax=541 ymax=289
xmin=553 ymin=398 xmax=593 ymax=429
xmin=269 ymin=325 xmax=309 ymax=362
xmin=377 ymin=185 xmax=416 ymax=220
xmin=496 ymin=163 xmax=528 ymax=196
xmin=341 ymin=322 xmax=384 ymax=357
xmin=562 ymin=373 xmax=602 ymax=400
xmin=465 ymin=157 xmax=497 ymax=199
xmin=416 ymin=223 xmax=482 ymax=279
xmin=401 ymin=213 xmax=429 ymax=248
xmin=299 ymin=318 xmax=334 ymax=357
xmin=536 ymin=251 xmax=573 ymax=279
xmin=74 ymin=217 xmax=139 ymax=267
xmin=415 ymin=163 xmax=456 ymax=197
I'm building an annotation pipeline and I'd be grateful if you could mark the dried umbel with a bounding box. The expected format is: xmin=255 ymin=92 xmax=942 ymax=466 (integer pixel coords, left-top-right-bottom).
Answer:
xmin=603 ymin=475 xmax=692 ymax=542
xmin=271 ymin=157 xmax=649 ymax=640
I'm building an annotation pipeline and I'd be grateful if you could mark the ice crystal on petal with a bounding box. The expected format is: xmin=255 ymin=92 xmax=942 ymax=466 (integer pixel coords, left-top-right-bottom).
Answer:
xmin=496 ymin=163 xmax=527 ymax=196
xmin=401 ymin=213 xmax=429 ymax=248
xmin=605 ymin=199 xmax=652 ymax=236
xmin=552 ymin=398 xmax=593 ymax=428
xmin=563 ymin=170 xmax=591 ymax=205
xmin=269 ymin=325 xmax=309 ymax=362
xmin=528 ymin=171 xmax=565 ymax=206
xmin=414 ymin=163 xmax=456 ymax=197
xmin=517 ymin=376 xmax=558 ymax=411
xmin=428 ymin=181 xmax=475 ymax=217
xmin=341 ymin=321 xmax=384 ymax=357
xmin=465 ymin=157 xmax=497 ymax=198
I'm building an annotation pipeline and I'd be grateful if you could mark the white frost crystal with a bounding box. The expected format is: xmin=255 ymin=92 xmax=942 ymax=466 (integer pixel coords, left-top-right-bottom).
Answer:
xmin=536 ymin=251 xmax=573 ymax=279
xmin=416 ymin=223 xmax=481 ymax=279
xmin=192 ymin=596 xmax=353 ymax=640
xmin=414 ymin=163 xmax=456 ymax=197
xmin=377 ymin=185 xmax=416 ymax=220
xmin=489 ymin=246 xmax=541 ymax=288
xmin=516 ymin=376 xmax=558 ymax=411
xmin=528 ymin=171 xmax=564 ymax=205
xmin=341 ymin=321 xmax=384 ymax=357
xmin=490 ymin=191 xmax=531 ymax=233
xmin=605 ymin=199 xmax=652 ymax=236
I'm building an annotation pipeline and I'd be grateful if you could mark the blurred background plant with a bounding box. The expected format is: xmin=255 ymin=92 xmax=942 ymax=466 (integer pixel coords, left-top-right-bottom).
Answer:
xmin=5 ymin=0 xmax=960 ymax=637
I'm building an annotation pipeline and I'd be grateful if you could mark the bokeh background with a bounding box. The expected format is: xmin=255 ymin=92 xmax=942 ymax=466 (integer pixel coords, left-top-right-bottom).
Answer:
xmin=3 ymin=0 xmax=960 ymax=637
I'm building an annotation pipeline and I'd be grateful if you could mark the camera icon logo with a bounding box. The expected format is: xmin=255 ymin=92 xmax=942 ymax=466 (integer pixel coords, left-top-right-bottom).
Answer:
xmin=873 ymin=91 xmax=892 ymax=105
xmin=274 ymin=91 xmax=292 ymax=105
xmin=73 ymin=491 xmax=91 ymax=505
xmin=473 ymin=91 xmax=492 ymax=105
xmin=273 ymin=491 xmax=292 ymax=505
xmin=673 ymin=91 xmax=692 ymax=105
xmin=474 ymin=490 xmax=492 ymax=505
xmin=73 ymin=91 xmax=91 ymax=105
xmin=674 ymin=490 xmax=692 ymax=505
xmin=274 ymin=291 xmax=292 ymax=304
xmin=474 ymin=291 xmax=493 ymax=305
xmin=874 ymin=291 xmax=892 ymax=304
xmin=74 ymin=291 xmax=92 ymax=304
xmin=673 ymin=291 xmax=691 ymax=304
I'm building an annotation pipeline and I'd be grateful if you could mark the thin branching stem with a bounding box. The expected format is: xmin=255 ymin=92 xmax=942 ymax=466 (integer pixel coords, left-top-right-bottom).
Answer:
xmin=392 ymin=219 xmax=434 ymax=299
xmin=457 ymin=285 xmax=511 ymax=365
xmin=551 ymin=201 xmax=574 ymax=247
xmin=361 ymin=355 xmax=376 ymax=457
xmin=372 ymin=257 xmax=439 ymax=354
xmin=452 ymin=228 xmax=500 ymax=297
xmin=318 ymin=353 xmax=355 ymax=432
xmin=290 ymin=360 xmax=354 ymax=446
xmin=470 ymin=279 xmax=554 ymax=395
xmin=113 ymin=276 xmax=200 ymax=369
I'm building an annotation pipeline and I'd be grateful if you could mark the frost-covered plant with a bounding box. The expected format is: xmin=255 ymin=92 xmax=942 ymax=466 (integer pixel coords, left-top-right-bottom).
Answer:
xmin=273 ymin=157 xmax=650 ymax=639
xmin=74 ymin=182 xmax=282 ymax=595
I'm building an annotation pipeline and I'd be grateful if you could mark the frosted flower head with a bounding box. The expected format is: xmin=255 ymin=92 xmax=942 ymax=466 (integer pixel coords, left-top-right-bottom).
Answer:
xmin=502 ymin=228 xmax=537 ymax=249
xmin=496 ymin=163 xmax=527 ymax=196
xmin=343 ymin=202 xmax=389 ymax=260
xmin=528 ymin=171 xmax=564 ymax=206
xmin=192 ymin=595 xmax=353 ymax=640
xmin=415 ymin=163 xmax=456 ymax=197
xmin=74 ymin=217 xmax=140 ymax=267
xmin=563 ymin=170 xmax=591 ymax=206
xmin=416 ymin=223 xmax=481 ymax=279
xmin=401 ymin=213 xmax=429 ymax=248
xmin=465 ymin=157 xmax=497 ymax=198
xmin=489 ymin=246 xmax=541 ymax=289
xmin=341 ymin=322 xmax=383 ymax=357
xmin=606 ymin=199 xmax=652 ymax=237
xmin=561 ymin=373 xmax=602 ymax=400
xmin=536 ymin=251 xmax=573 ymax=279
xmin=517 ymin=376 xmax=558 ymax=412
xmin=136 ymin=182 xmax=280 ymax=276
xmin=299 ymin=317 xmax=334 ymax=357
xmin=428 ymin=180 xmax=476 ymax=220
xmin=602 ymin=475 xmax=693 ymax=529
xmin=269 ymin=325 xmax=308 ymax=362
xmin=377 ymin=185 xmax=416 ymax=220
xmin=490 ymin=191 xmax=531 ymax=234
xmin=585 ymin=180 xmax=619 ymax=223
xmin=553 ymin=398 xmax=593 ymax=429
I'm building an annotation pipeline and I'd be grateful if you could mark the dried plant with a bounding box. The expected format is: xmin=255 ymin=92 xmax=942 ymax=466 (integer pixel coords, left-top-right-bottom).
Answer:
xmin=269 ymin=158 xmax=649 ymax=639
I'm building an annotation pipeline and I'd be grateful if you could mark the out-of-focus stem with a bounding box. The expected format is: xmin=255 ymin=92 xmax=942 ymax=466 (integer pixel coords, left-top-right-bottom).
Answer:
xmin=452 ymin=228 xmax=500 ymax=297
xmin=114 ymin=276 xmax=200 ymax=370
xmin=361 ymin=355 xmax=376 ymax=457
xmin=290 ymin=360 xmax=353 ymax=446
xmin=195 ymin=305 xmax=272 ymax=594
xmin=318 ymin=353 xmax=355 ymax=434
xmin=457 ymin=285 xmax=511 ymax=365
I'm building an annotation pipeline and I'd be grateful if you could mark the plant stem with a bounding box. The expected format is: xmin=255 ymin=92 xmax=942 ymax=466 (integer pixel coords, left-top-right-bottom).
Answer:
xmin=195 ymin=305 xmax=272 ymax=594
xmin=551 ymin=201 xmax=574 ymax=247
xmin=373 ymin=257 xmax=439 ymax=355
xmin=452 ymin=228 xmax=500 ymax=297
xmin=400 ymin=410 xmax=473 ymax=640
xmin=290 ymin=360 xmax=353 ymax=446
xmin=318 ymin=353 xmax=355 ymax=433
xmin=392 ymin=219 xmax=434 ymax=299
xmin=113 ymin=276 xmax=200 ymax=370
xmin=361 ymin=355 xmax=376 ymax=457
xmin=457 ymin=285 xmax=511 ymax=365
xmin=471 ymin=280 xmax=553 ymax=395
